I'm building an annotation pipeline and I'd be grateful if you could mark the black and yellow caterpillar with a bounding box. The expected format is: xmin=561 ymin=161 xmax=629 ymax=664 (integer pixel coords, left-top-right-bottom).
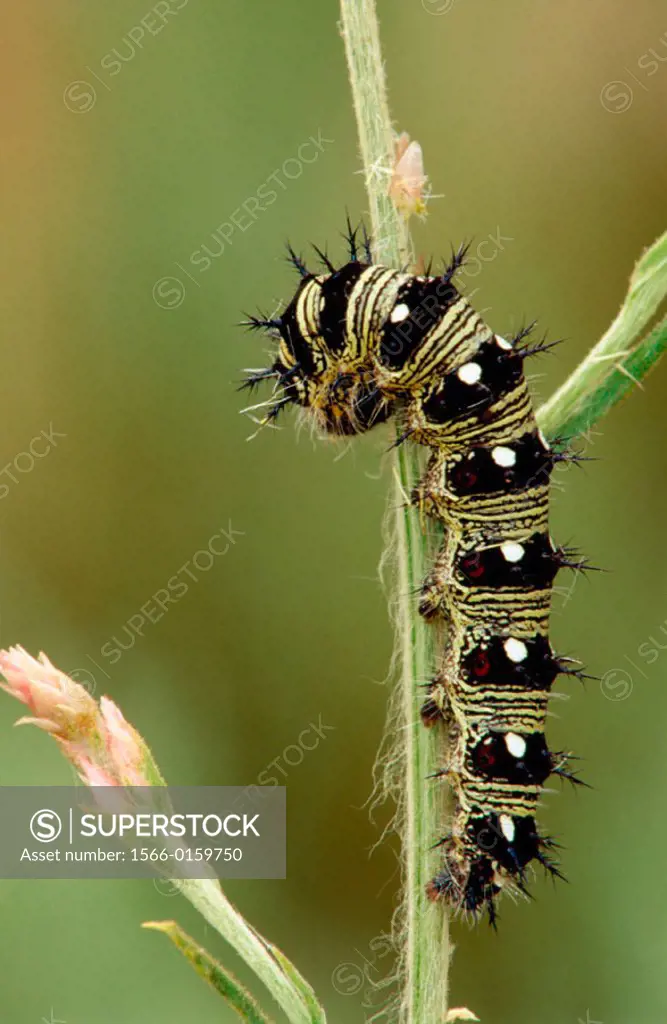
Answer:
xmin=242 ymin=224 xmax=586 ymax=923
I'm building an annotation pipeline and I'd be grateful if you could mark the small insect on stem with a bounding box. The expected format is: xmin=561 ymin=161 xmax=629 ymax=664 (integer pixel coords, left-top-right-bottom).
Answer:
xmin=388 ymin=132 xmax=430 ymax=219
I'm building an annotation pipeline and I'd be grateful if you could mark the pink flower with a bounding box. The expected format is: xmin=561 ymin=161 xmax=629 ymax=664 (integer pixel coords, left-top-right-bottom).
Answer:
xmin=98 ymin=696 xmax=150 ymax=787
xmin=0 ymin=646 xmax=160 ymax=787
xmin=0 ymin=645 xmax=97 ymax=738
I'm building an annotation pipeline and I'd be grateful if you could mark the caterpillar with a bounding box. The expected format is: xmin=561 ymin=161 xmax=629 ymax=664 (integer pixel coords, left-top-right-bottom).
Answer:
xmin=241 ymin=222 xmax=587 ymax=924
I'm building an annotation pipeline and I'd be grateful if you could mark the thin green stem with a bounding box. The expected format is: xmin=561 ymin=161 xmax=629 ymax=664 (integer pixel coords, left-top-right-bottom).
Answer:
xmin=339 ymin=3 xmax=450 ymax=1023
xmin=138 ymin=731 xmax=324 ymax=1023
xmin=144 ymin=920 xmax=274 ymax=1024
xmin=175 ymin=877 xmax=324 ymax=1024
xmin=538 ymin=313 xmax=667 ymax=440
xmin=338 ymin=0 xmax=411 ymax=268
xmin=538 ymin=230 xmax=667 ymax=438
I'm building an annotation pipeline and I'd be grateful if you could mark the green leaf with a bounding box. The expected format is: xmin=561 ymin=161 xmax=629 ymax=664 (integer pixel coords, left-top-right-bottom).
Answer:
xmin=168 ymin=878 xmax=322 ymax=1024
xmin=143 ymin=920 xmax=273 ymax=1024
xmin=268 ymin=945 xmax=327 ymax=1024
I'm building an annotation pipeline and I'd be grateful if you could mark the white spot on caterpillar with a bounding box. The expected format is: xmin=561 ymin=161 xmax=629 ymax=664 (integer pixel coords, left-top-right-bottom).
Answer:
xmin=499 ymin=814 xmax=515 ymax=842
xmin=505 ymin=732 xmax=527 ymax=758
xmin=496 ymin=335 xmax=513 ymax=351
xmin=457 ymin=362 xmax=482 ymax=385
xmin=390 ymin=303 xmax=410 ymax=323
xmin=491 ymin=445 xmax=516 ymax=468
xmin=504 ymin=637 xmax=529 ymax=663
xmin=501 ymin=541 xmax=524 ymax=563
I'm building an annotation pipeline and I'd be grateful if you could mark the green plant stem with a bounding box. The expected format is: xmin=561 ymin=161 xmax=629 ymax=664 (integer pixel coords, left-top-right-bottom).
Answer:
xmin=137 ymin=727 xmax=324 ymax=1023
xmin=339 ymin=3 xmax=450 ymax=1023
xmin=538 ymin=314 xmax=667 ymax=440
xmin=538 ymin=230 xmax=667 ymax=438
xmin=174 ymin=877 xmax=324 ymax=1024
xmin=144 ymin=920 xmax=274 ymax=1024
xmin=338 ymin=0 xmax=410 ymax=269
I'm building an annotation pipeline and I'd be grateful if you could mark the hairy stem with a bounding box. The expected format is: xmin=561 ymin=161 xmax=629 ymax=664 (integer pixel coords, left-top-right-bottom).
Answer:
xmin=538 ymin=230 xmax=667 ymax=438
xmin=339 ymin=2 xmax=450 ymax=1022
xmin=340 ymin=9 xmax=667 ymax=1024
xmin=538 ymin=313 xmax=667 ymax=440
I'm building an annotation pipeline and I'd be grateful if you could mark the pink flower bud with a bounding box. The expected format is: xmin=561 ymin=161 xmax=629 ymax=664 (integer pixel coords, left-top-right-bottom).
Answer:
xmin=0 ymin=646 xmax=158 ymax=787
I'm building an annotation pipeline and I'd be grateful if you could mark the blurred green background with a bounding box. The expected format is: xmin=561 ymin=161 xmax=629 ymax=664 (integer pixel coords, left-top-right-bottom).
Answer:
xmin=2 ymin=1 xmax=667 ymax=1021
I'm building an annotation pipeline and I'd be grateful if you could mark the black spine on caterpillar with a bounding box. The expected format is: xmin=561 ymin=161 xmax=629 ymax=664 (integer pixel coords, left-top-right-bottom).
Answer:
xmin=242 ymin=228 xmax=586 ymax=924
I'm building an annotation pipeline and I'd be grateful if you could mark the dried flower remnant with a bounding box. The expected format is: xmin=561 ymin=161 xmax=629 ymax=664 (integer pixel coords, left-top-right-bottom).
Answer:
xmin=388 ymin=132 xmax=428 ymax=218
xmin=0 ymin=645 xmax=162 ymax=787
